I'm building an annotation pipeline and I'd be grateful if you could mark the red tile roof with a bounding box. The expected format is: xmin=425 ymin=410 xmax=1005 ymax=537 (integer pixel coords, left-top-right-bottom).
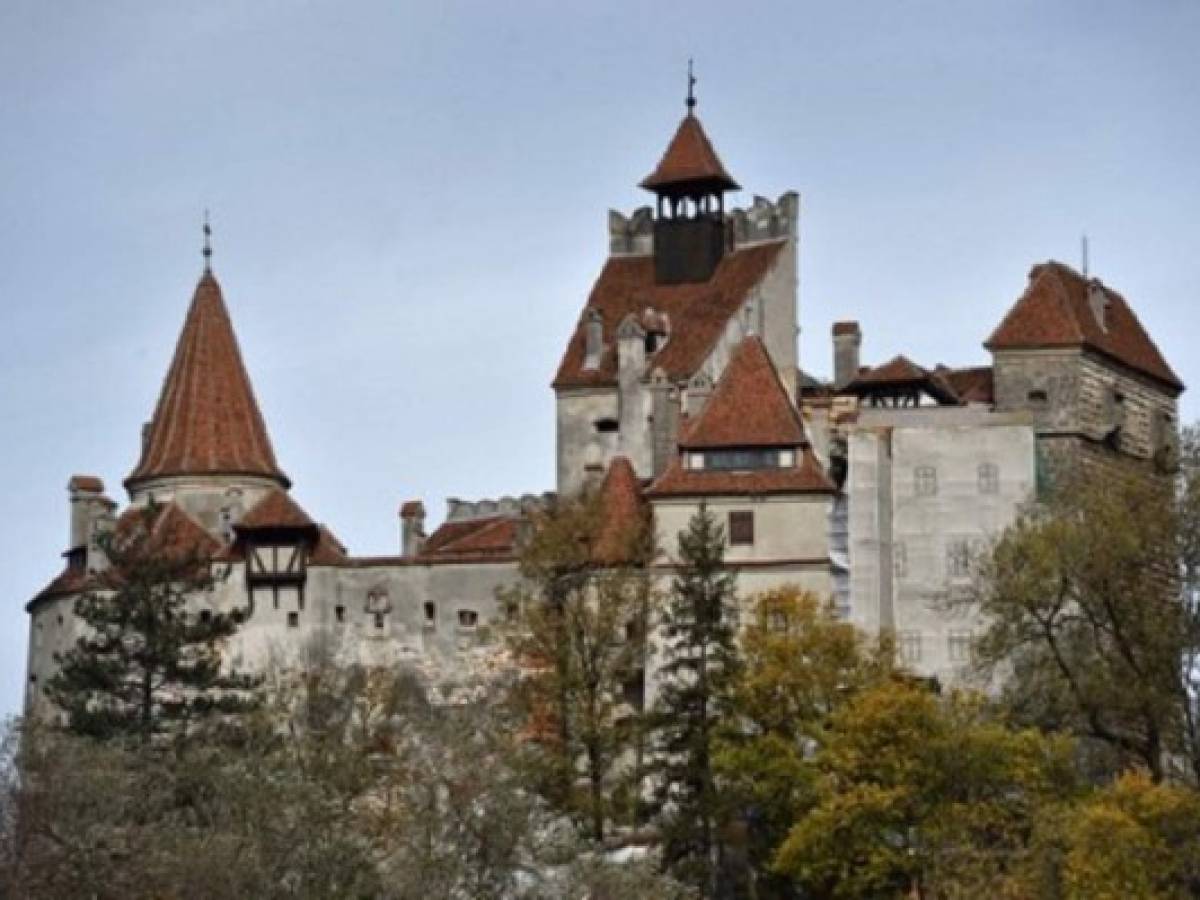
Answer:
xmin=846 ymin=355 xmax=960 ymax=405
xmin=68 ymin=475 xmax=105 ymax=493
xmin=116 ymin=502 xmax=223 ymax=559
xmin=680 ymin=336 xmax=807 ymax=449
xmin=937 ymin=365 xmax=994 ymax=404
xmin=553 ymin=241 xmax=785 ymax=389
xmin=308 ymin=525 xmax=349 ymax=566
xmin=832 ymin=321 xmax=861 ymax=337
xmin=126 ymin=271 xmax=290 ymax=489
xmin=646 ymin=448 xmax=835 ymax=498
xmin=592 ymin=457 xmax=649 ymax=565
xmin=399 ymin=500 xmax=425 ymax=518
xmin=985 ymin=261 xmax=1182 ymax=392
xmin=418 ymin=515 xmax=520 ymax=562
xmin=640 ymin=114 xmax=739 ymax=193
xmin=236 ymin=489 xmax=315 ymax=530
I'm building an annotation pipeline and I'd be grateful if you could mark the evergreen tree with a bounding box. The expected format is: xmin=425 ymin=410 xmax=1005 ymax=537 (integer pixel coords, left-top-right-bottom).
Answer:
xmin=649 ymin=503 xmax=741 ymax=895
xmin=47 ymin=502 xmax=257 ymax=744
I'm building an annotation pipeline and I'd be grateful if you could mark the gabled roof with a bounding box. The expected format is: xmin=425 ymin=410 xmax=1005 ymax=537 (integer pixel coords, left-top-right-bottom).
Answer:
xmin=846 ymin=355 xmax=961 ymax=405
xmin=592 ymin=457 xmax=649 ymax=565
xmin=553 ymin=240 xmax=785 ymax=389
xmin=985 ymin=261 xmax=1182 ymax=393
xmin=937 ymin=365 xmax=994 ymax=404
xmin=236 ymin=489 xmax=315 ymax=530
xmin=640 ymin=114 xmax=739 ymax=193
xmin=115 ymin=501 xmax=223 ymax=559
xmin=680 ymin=336 xmax=807 ymax=448
xmin=127 ymin=270 xmax=290 ymax=489
xmin=646 ymin=448 xmax=835 ymax=499
xmin=308 ymin=525 xmax=349 ymax=566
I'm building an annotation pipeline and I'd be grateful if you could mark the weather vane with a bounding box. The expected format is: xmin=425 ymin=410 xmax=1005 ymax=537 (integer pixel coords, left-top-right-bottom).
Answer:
xmin=686 ymin=58 xmax=697 ymax=114
xmin=202 ymin=210 xmax=212 ymax=272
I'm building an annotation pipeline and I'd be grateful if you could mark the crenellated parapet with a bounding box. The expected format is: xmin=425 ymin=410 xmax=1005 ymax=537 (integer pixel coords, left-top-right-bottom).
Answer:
xmin=444 ymin=492 xmax=556 ymax=523
xmin=608 ymin=192 xmax=799 ymax=259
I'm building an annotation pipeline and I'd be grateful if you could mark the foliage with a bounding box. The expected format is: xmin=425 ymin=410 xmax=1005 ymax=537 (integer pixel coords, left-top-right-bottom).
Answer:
xmin=648 ymin=503 xmax=742 ymax=895
xmin=46 ymin=502 xmax=258 ymax=744
xmin=968 ymin=461 xmax=1200 ymax=783
xmin=715 ymin=587 xmax=895 ymax=897
xmin=1058 ymin=771 xmax=1200 ymax=900
xmin=505 ymin=489 xmax=655 ymax=841
xmin=773 ymin=681 xmax=1078 ymax=899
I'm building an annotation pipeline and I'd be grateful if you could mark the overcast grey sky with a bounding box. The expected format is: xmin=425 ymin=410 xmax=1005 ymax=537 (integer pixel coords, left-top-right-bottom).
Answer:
xmin=3 ymin=0 xmax=1198 ymax=717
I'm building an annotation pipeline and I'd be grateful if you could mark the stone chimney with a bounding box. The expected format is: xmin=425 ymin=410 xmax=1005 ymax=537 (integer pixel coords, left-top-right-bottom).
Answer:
xmin=68 ymin=475 xmax=116 ymax=571
xmin=832 ymin=321 xmax=862 ymax=390
xmin=400 ymin=500 xmax=426 ymax=557
xmin=583 ymin=310 xmax=604 ymax=370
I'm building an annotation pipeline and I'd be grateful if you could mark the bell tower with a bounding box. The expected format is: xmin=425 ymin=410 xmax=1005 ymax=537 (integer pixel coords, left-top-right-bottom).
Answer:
xmin=640 ymin=64 xmax=740 ymax=285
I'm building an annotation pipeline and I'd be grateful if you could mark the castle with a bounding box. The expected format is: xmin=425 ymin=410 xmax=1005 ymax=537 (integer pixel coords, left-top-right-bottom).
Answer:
xmin=24 ymin=94 xmax=1184 ymax=715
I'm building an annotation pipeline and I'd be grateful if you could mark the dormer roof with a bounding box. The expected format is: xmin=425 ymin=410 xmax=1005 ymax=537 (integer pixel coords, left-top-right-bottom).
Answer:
xmin=986 ymin=261 xmax=1182 ymax=393
xmin=126 ymin=270 xmax=290 ymax=490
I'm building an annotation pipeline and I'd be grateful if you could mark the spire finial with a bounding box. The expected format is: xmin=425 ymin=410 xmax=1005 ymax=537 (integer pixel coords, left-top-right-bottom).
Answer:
xmin=686 ymin=58 xmax=696 ymax=115
xmin=202 ymin=210 xmax=213 ymax=273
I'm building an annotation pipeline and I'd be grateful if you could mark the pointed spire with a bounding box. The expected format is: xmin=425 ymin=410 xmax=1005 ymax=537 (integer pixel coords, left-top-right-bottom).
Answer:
xmin=126 ymin=267 xmax=290 ymax=491
xmin=202 ymin=210 xmax=213 ymax=273
xmin=686 ymin=58 xmax=697 ymax=115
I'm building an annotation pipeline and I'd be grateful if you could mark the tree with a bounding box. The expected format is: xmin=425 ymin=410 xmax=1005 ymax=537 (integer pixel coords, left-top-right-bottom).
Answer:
xmin=46 ymin=501 xmax=257 ymax=744
xmin=772 ymin=681 xmax=1078 ymax=899
xmin=506 ymin=487 xmax=655 ymax=842
xmin=1058 ymin=771 xmax=1200 ymax=900
xmin=649 ymin=503 xmax=742 ymax=895
xmin=714 ymin=587 xmax=894 ymax=897
xmin=968 ymin=459 xmax=1200 ymax=783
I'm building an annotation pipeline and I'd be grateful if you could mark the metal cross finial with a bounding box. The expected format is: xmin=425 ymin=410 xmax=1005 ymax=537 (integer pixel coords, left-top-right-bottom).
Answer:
xmin=202 ymin=209 xmax=213 ymax=272
xmin=686 ymin=58 xmax=697 ymax=114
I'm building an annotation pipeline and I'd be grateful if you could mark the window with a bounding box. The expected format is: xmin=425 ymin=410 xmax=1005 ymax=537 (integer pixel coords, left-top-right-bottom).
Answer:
xmin=593 ymin=418 xmax=619 ymax=434
xmin=948 ymin=631 xmax=973 ymax=664
xmin=198 ymin=610 xmax=212 ymax=625
xmin=458 ymin=610 xmax=479 ymax=629
xmin=900 ymin=631 xmax=922 ymax=663
xmin=1027 ymin=389 xmax=1048 ymax=405
xmin=705 ymin=449 xmax=779 ymax=471
xmin=56 ymin=615 xmax=64 ymax=627
xmin=893 ymin=541 xmax=907 ymax=579
xmin=374 ymin=612 xmax=385 ymax=630
xmin=946 ymin=539 xmax=971 ymax=580
xmin=978 ymin=462 xmax=999 ymax=494
xmin=335 ymin=605 xmax=346 ymax=624
xmin=287 ymin=612 xmax=299 ymax=629
xmin=623 ymin=669 xmax=645 ymax=709
xmin=504 ymin=600 xmax=520 ymax=623
xmin=423 ymin=602 xmax=436 ymax=626
xmin=29 ymin=674 xmax=37 ymax=684
xmin=728 ymin=511 xmax=755 ymax=546
xmin=914 ymin=466 xmax=938 ymax=497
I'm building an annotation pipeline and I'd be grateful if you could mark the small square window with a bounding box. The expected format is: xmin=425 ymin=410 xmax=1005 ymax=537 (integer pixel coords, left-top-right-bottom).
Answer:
xmin=1027 ymin=389 xmax=1048 ymax=405
xmin=728 ymin=511 xmax=754 ymax=546
xmin=948 ymin=631 xmax=973 ymax=663
xmin=900 ymin=631 xmax=922 ymax=663
xmin=978 ymin=462 xmax=999 ymax=494
xmin=335 ymin=605 xmax=346 ymax=624
xmin=914 ymin=466 xmax=937 ymax=497
xmin=458 ymin=609 xmax=478 ymax=629
xmin=287 ymin=612 xmax=299 ymax=629
xmin=198 ymin=610 xmax=213 ymax=625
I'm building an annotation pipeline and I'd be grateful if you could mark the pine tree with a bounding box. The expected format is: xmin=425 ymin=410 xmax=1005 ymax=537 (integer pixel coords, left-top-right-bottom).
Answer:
xmin=649 ymin=503 xmax=742 ymax=895
xmin=47 ymin=502 xmax=258 ymax=744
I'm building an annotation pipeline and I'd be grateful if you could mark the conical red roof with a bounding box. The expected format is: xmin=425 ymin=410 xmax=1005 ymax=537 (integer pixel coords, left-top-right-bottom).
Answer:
xmin=126 ymin=271 xmax=289 ymax=489
xmin=640 ymin=114 xmax=739 ymax=193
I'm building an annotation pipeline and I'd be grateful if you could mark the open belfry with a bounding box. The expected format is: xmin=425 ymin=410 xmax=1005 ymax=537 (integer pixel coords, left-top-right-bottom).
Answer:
xmin=24 ymin=86 xmax=1184 ymax=714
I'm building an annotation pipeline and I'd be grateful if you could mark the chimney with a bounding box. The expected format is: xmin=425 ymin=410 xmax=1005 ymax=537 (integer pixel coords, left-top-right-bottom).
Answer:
xmin=399 ymin=500 xmax=426 ymax=558
xmin=832 ymin=321 xmax=862 ymax=390
xmin=68 ymin=475 xmax=115 ymax=572
xmin=583 ymin=310 xmax=604 ymax=370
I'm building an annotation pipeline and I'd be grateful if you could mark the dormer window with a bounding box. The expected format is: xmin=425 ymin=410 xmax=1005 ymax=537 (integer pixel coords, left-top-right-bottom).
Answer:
xmin=703 ymin=449 xmax=782 ymax=471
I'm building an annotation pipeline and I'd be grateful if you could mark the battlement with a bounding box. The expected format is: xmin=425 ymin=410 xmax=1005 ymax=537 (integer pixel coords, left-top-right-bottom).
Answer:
xmin=444 ymin=492 xmax=556 ymax=523
xmin=608 ymin=192 xmax=798 ymax=258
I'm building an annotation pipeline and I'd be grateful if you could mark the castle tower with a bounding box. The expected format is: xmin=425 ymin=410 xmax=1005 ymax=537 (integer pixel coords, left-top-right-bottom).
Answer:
xmin=125 ymin=240 xmax=289 ymax=531
xmin=639 ymin=82 xmax=740 ymax=285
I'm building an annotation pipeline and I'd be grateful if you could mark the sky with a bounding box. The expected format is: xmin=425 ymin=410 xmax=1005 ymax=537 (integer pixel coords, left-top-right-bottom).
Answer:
xmin=2 ymin=0 xmax=1198 ymax=718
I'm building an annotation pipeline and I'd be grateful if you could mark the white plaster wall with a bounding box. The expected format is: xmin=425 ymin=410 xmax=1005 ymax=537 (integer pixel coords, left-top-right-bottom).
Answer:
xmin=555 ymin=388 xmax=620 ymax=496
xmin=652 ymin=495 xmax=832 ymax=567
